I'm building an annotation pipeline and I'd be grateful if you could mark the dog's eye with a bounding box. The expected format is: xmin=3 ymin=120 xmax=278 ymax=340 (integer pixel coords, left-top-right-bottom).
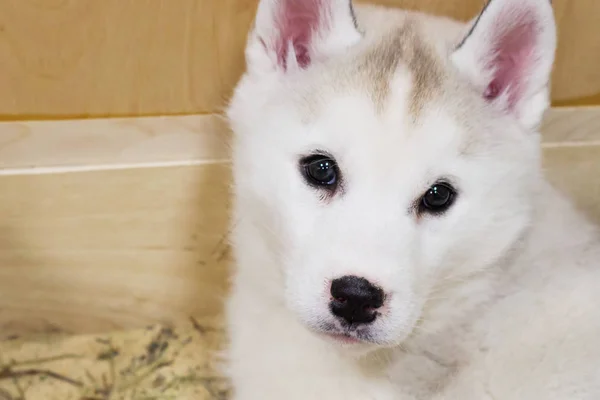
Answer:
xmin=300 ymin=154 xmax=339 ymax=188
xmin=419 ymin=183 xmax=456 ymax=214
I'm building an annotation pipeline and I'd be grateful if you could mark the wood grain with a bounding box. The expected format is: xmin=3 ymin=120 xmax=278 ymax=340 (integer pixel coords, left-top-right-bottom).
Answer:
xmin=0 ymin=164 xmax=232 ymax=336
xmin=0 ymin=107 xmax=598 ymax=336
xmin=0 ymin=0 xmax=226 ymax=118
xmin=0 ymin=0 xmax=599 ymax=119
xmin=540 ymin=106 xmax=600 ymax=145
xmin=0 ymin=114 xmax=230 ymax=171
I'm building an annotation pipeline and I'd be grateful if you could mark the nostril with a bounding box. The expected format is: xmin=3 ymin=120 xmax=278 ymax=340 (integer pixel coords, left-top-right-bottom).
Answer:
xmin=366 ymin=295 xmax=384 ymax=310
xmin=329 ymin=275 xmax=386 ymax=325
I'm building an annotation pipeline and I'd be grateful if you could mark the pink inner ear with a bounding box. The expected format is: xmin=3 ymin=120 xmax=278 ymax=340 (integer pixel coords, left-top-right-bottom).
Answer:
xmin=274 ymin=0 xmax=327 ymax=70
xmin=484 ymin=9 xmax=538 ymax=109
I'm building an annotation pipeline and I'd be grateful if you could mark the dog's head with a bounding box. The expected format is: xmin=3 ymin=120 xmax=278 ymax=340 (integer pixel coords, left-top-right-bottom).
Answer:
xmin=228 ymin=0 xmax=556 ymax=348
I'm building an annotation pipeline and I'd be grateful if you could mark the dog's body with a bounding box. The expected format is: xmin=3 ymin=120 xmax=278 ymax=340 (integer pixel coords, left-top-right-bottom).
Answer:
xmin=225 ymin=1 xmax=600 ymax=399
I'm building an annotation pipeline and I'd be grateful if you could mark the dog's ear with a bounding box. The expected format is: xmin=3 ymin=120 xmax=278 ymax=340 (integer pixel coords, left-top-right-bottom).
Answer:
xmin=452 ymin=0 xmax=556 ymax=129
xmin=245 ymin=0 xmax=362 ymax=74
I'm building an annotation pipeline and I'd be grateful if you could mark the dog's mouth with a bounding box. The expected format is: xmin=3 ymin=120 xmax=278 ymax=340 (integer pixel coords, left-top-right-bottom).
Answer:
xmin=316 ymin=322 xmax=376 ymax=345
xmin=323 ymin=331 xmax=362 ymax=344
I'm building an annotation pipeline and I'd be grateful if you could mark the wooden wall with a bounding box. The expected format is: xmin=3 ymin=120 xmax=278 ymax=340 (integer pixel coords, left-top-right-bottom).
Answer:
xmin=1 ymin=0 xmax=600 ymax=120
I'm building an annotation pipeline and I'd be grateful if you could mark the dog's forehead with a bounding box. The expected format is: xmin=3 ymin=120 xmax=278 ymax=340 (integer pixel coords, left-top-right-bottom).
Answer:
xmin=285 ymin=15 xmax=487 ymax=159
xmin=299 ymin=18 xmax=448 ymax=125
xmin=354 ymin=20 xmax=446 ymax=118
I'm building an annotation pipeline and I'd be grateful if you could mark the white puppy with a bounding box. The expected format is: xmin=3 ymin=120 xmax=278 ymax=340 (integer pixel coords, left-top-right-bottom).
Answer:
xmin=225 ymin=0 xmax=600 ymax=398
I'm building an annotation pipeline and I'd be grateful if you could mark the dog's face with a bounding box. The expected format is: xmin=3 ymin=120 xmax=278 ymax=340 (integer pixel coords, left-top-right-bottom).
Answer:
xmin=228 ymin=0 xmax=556 ymax=348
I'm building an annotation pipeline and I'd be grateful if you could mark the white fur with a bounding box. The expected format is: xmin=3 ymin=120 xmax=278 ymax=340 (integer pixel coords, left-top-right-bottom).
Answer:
xmin=225 ymin=0 xmax=600 ymax=399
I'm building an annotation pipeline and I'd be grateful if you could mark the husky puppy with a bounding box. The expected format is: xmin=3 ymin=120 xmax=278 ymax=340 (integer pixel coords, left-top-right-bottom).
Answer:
xmin=225 ymin=0 xmax=600 ymax=398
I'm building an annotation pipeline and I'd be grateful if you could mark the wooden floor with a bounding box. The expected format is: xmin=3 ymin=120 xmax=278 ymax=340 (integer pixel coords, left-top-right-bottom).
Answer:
xmin=0 ymin=107 xmax=599 ymax=337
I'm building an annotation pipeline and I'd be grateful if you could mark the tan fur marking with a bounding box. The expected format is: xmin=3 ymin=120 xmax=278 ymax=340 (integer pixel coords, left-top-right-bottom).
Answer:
xmin=298 ymin=19 xmax=446 ymax=122
xmin=354 ymin=19 xmax=445 ymax=118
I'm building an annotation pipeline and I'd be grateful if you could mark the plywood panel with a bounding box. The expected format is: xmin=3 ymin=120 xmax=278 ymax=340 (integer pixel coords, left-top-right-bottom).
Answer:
xmin=0 ymin=107 xmax=598 ymax=336
xmin=0 ymin=114 xmax=230 ymax=171
xmin=0 ymin=0 xmax=227 ymax=118
xmin=550 ymin=0 xmax=600 ymax=106
xmin=0 ymin=0 xmax=599 ymax=119
xmin=540 ymin=106 xmax=600 ymax=145
xmin=0 ymin=164 xmax=232 ymax=336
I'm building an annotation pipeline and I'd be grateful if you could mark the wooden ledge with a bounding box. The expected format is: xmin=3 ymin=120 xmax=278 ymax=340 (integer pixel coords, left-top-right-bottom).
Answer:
xmin=0 ymin=114 xmax=231 ymax=174
xmin=0 ymin=107 xmax=599 ymax=175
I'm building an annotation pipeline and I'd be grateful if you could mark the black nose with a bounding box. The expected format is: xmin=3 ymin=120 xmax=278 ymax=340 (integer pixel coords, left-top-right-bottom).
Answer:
xmin=329 ymin=276 xmax=384 ymax=325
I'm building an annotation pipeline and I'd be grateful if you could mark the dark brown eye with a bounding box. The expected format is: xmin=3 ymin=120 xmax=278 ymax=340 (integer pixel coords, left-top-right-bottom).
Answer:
xmin=420 ymin=183 xmax=456 ymax=214
xmin=300 ymin=154 xmax=339 ymax=188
